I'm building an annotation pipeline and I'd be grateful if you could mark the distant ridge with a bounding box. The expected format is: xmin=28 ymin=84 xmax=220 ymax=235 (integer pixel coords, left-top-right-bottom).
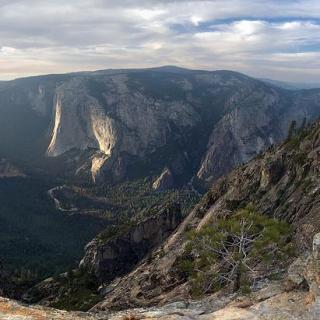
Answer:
xmin=260 ymin=77 xmax=320 ymax=90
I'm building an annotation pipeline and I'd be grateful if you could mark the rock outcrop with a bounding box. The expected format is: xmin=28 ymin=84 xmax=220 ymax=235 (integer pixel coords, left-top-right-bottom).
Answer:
xmin=287 ymin=232 xmax=320 ymax=308
xmin=22 ymin=204 xmax=183 ymax=309
xmin=152 ymin=168 xmax=174 ymax=191
xmin=46 ymin=80 xmax=118 ymax=159
xmin=80 ymin=203 xmax=182 ymax=282
xmin=0 ymin=297 xmax=97 ymax=320
xmin=196 ymin=89 xmax=320 ymax=186
xmin=2 ymin=274 xmax=320 ymax=319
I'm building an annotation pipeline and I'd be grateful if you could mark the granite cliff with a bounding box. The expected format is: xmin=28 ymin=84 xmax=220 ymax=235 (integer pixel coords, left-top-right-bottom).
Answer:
xmin=1 ymin=67 xmax=320 ymax=187
xmin=80 ymin=203 xmax=182 ymax=282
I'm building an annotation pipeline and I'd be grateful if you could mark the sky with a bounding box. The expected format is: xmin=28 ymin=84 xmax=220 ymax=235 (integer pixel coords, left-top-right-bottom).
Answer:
xmin=0 ymin=0 xmax=320 ymax=82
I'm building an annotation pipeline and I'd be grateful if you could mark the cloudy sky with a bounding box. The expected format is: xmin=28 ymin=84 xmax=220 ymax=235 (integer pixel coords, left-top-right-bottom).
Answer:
xmin=0 ymin=0 xmax=320 ymax=81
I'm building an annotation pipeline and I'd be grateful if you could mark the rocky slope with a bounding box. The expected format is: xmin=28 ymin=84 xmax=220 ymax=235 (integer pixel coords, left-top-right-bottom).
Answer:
xmin=91 ymin=120 xmax=320 ymax=311
xmin=3 ymin=121 xmax=320 ymax=320
xmin=1 ymin=67 xmax=320 ymax=187
xmin=22 ymin=204 xmax=182 ymax=310
xmin=80 ymin=203 xmax=182 ymax=282
xmin=2 ymin=237 xmax=320 ymax=320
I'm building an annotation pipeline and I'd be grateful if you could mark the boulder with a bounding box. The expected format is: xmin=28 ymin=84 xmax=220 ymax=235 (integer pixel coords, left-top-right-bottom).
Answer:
xmin=287 ymin=257 xmax=308 ymax=286
xmin=305 ymin=233 xmax=320 ymax=303
xmin=260 ymin=157 xmax=284 ymax=189
xmin=287 ymin=233 xmax=320 ymax=306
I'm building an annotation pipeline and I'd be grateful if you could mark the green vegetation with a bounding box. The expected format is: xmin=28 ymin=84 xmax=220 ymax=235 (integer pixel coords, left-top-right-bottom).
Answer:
xmin=179 ymin=205 xmax=294 ymax=297
xmin=285 ymin=118 xmax=311 ymax=150
xmin=293 ymin=151 xmax=308 ymax=165
xmin=90 ymin=177 xmax=200 ymax=220
xmin=50 ymin=267 xmax=101 ymax=311
xmin=97 ymin=202 xmax=181 ymax=243
xmin=287 ymin=120 xmax=297 ymax=140
xmin=302 ymin=177 xmax=313 ymax=192
xmin=98 ymin=220 xmax=134 ymax=242
xmin=0 ymin=175 xmax=199 ymax=284
xmin=0 ymin=177 xmax=109 ymax=281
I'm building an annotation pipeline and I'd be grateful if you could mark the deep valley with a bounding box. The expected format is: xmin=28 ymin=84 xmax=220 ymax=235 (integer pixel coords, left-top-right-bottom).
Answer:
xmin=1 ymin=66 xmax=320 ymax=319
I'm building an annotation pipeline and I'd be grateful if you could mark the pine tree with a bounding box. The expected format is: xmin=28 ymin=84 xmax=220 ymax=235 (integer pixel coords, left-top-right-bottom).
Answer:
xmin=180 ymin=205 xmax=293 ymax=296
xmin=287 ymin=120 xmax=297 ymax=140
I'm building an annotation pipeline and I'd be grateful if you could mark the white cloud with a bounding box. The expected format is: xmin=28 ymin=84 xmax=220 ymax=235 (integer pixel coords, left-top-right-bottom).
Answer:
xmin=129 ymin=8 xmax=166 ymax=21
xmin=190 ymin=16 xmax=202 ymax=26
xmin=0 ymin=46 xmax=16 ymax=54
xmin=233 ymin=20 xmax=266 ymax=36
xmin=0 ymin=0 xmax=319 ymax=81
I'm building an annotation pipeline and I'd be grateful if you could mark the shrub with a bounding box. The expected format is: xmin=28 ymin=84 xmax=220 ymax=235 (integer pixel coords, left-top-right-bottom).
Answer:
xmin=180 ymin=204 xmax=293 ymax=296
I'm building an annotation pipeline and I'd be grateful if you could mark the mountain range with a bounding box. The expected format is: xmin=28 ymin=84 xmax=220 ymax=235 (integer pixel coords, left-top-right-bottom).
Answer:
xmin=1 ymin=66 xmax=320 ymax=319
xmin=1 ymin=66 xmax=320 ymax=282
xmin=3 ymin=102 xmax=320 ymax=320
xmin=1 ymin=66 xmax=320 ymax=189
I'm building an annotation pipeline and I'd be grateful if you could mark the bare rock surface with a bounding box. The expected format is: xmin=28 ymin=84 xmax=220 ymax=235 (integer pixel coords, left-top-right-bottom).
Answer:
xmin=0 ymin=297 xmax=97 ymax=320
xmin=80 ymin=203 xmax=182 ymax=282
xmin=152 ymin=168 xmax=174 ymax=191
xmin=2 ymin=289 xmax=320 ymax=319
xmin=4 ymin=231 xmax=320 ymax=319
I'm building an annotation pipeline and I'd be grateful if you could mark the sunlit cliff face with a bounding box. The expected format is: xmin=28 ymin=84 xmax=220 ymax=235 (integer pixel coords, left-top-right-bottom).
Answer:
xmin=47 ymin=92 xmax=117 ymax=158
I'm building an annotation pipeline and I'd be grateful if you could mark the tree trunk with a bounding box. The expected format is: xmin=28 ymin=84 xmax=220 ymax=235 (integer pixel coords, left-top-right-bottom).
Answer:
xmin=233 ymin=262 xmax=241 ymax=292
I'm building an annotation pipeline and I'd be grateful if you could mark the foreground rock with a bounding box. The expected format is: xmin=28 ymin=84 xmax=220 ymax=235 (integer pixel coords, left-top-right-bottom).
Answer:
xmin=1 ymin=287 xmax=320 ymax=319
xmin=0 ymin=297 xmax=97 ymax=320
xmin=4 ymin=233 xmax=320 ymax=319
